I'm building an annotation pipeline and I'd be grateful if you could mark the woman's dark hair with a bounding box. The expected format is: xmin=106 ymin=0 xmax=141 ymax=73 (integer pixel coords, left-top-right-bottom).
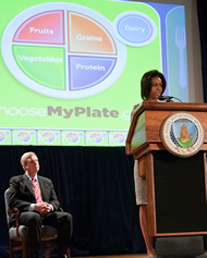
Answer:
xmin=141 ymin=70 xmax=167 ymax=100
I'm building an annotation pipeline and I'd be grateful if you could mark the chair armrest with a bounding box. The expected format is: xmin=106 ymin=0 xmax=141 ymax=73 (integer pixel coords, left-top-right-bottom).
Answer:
xmin=8 ymin=208 xmax=21 ymax=237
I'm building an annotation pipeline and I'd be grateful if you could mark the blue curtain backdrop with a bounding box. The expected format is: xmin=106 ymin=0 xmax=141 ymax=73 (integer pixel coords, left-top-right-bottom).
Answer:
xmin=0 ymin=146 xmax=146 ymax=258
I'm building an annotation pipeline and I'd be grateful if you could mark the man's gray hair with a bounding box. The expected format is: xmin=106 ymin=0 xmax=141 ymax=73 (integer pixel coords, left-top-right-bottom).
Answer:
xmin=20 ymin=151 xmax=37 ymax=165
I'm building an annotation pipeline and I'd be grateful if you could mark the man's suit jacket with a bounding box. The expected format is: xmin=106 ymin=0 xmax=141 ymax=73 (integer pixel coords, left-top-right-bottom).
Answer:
xmin=8 ymin=173 xmax=60 ymax=213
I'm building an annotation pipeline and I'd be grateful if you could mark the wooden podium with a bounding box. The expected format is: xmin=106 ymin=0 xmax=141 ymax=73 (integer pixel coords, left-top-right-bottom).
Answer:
xmin=126 ymin=101 xmax=207 ymax=257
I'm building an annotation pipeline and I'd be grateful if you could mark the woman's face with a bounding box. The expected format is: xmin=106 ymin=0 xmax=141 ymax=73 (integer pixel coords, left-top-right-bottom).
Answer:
xmin=148 ymin=76 xmax=163 ymax=100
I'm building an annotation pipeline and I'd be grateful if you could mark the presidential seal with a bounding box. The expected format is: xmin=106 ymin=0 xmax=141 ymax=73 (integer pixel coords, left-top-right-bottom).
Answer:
xmin=160 ymin=112 xmax=204 ymax=158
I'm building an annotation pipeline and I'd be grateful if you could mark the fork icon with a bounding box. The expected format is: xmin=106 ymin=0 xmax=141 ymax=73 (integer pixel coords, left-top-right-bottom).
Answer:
xmin=175 ymin=26 xmax=186 ymax=88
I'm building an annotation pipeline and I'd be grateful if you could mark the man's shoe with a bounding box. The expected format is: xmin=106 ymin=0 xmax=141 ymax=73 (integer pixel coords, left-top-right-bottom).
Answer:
xmin=28 ymin=249 xmax=38 ymax=258
xmin=57 ymin=247 xmax=69 ymax=258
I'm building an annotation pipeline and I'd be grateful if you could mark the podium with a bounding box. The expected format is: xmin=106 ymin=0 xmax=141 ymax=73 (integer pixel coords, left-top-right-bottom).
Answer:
xmin=126 ymin=101 xmax=207 ymax=257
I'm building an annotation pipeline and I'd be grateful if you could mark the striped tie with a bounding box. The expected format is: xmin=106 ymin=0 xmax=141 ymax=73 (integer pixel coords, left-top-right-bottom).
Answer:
xmin=32 ymin=178 xmax=42 ymax=203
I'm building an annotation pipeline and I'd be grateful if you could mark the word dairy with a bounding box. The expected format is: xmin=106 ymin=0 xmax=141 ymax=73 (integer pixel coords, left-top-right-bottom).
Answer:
xmin=125 ymin=25 xmax=145 ymax=33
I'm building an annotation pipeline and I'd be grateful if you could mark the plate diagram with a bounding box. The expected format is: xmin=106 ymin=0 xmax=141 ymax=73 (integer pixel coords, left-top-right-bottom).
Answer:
xmin=1 ymin=3 xmax=127 ymax=99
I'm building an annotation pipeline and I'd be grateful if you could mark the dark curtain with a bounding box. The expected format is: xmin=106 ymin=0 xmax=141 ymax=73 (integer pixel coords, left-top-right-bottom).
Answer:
xmin=0 ymin=146 xmax=146 ymax=258
xmin=196 ymin=0 xmax=207 ymax=102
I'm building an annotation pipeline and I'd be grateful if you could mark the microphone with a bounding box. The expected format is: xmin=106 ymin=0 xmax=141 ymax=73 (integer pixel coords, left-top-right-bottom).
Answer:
xmin=158 ymin=95 xmax=173 ymax=101
xmin=158 ymin=95 xmax=182 ymax=102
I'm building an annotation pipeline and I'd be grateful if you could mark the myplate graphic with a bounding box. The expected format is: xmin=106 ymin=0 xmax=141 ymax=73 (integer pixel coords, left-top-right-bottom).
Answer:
xmin=1 ymin=3 xmax=125 ymax=98
xmin=0 ymin=132 xmax=7 ymax=143
xmin=1 ymin=2 xmax=158 ymax=99
xmin=111 ymin=133 xmax=126 ymax=145
xmin=160 ymin=113 xmax=204 ymax=158
xmin=0 ymin=0 xmax=163 ymax=147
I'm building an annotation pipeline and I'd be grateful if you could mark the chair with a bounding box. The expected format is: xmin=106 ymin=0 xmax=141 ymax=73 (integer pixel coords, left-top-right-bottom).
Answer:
xmin=4 ymin=188 xmax=70 ymax=258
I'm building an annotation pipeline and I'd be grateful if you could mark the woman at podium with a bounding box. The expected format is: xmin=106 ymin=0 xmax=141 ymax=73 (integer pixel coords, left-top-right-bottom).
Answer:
xmin=131 ymin=70 xmax=167 ymax=258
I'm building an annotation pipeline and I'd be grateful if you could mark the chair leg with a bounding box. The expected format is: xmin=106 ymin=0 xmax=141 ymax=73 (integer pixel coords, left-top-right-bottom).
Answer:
xmin=10 ymin=239 xmax=14 ymax=258
xmin=22 ymin=238 xmax=27 ymax=258
xmin=66 ymin=248 xmax=70 ymax=258
xmin=44 ymin=244 xmax=50 ymax=258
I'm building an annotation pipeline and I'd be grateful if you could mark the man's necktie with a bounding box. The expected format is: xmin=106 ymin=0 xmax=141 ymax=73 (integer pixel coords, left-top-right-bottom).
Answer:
xmin=32 ymin=178 xmax=42 ymax=203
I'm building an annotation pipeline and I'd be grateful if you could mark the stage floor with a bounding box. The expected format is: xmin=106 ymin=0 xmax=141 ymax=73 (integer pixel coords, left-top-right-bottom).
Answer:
xmin=74 ymin=252 xmax=207 ymax=258
xmin=74 ymin=255 xmax=148 ymax=258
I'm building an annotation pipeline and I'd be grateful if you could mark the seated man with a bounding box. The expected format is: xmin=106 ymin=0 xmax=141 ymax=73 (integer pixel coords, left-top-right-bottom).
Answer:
xmin=8 ymin=151 xmax=73 ymax=258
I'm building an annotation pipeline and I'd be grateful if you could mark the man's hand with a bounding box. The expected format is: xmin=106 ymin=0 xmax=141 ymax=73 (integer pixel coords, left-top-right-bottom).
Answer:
xmin=34 ymin=202 xmax=52 ymax=215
